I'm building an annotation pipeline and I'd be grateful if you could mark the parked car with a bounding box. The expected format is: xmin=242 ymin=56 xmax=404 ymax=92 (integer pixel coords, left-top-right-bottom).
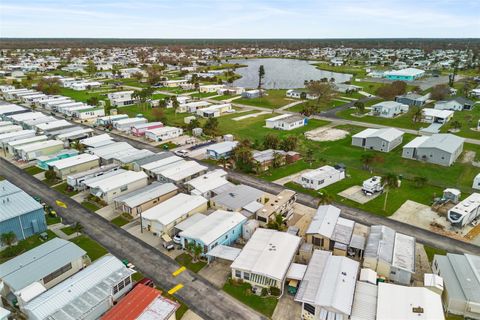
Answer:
xmin=175 ymin=149 xmax=190 ymax=157
xmin=163 ymin=241 xmax=174 ymax=251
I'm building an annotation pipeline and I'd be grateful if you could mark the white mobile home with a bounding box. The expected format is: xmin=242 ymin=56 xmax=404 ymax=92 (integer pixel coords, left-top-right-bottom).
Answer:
xmin=297 ymin=165 xmax=345 ymax=190
xmin=67 ymin=163 xmax=120 ymax=190
xmin=145 ymin=126 xmax=183 ymax=142
xmin=89 ymin=170 xmax=148 ymax=204
xmin=7 ymin=135 xmax=48 ymax=155
xmin=141 ymin=193 xmax=208 ymax=236
xmin=95 ymin=114 xmax=129 ymax=126
xmin=265 ymin=114 xmax=307 ymax=131
xmin=34 ymin=120 xmax=74 ymax=133
xmin=155 ymin=161 xmax=208 ymax=184
xmin=0 ymin=125 xmax=22 ymax=135
xmin=17 ymin=140 xmax=64 ymax=161
xmin=196 ymin=103 xmax=233 ymax=118
xmin=48 ymin=153 xmax=100 ymax=180
xmin=113 ymin=117 xmax=147 ymax=132
xmin=0 ymin=129 xmax=36 ymax=149
xmin=352 ymin=128 xmax=404 ymax=152
xmin=107 ymin=91 xmax=136 ymax=107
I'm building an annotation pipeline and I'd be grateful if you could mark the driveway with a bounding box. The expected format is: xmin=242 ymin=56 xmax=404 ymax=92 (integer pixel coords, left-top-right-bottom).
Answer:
xmin=0 ymin=158 xmax=266 ymax=320
xmin=272 ymin=294 xmax=301 ymax=320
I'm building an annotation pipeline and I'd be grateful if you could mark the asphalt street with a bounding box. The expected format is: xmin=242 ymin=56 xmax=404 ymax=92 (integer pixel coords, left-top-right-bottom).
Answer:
xmin=0 ymin=158 xmax=265 ymax=320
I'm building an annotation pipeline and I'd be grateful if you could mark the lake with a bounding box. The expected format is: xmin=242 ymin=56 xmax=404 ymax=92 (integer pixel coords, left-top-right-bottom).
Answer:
xmin=231 ymin=58 xmax=352 ymax=89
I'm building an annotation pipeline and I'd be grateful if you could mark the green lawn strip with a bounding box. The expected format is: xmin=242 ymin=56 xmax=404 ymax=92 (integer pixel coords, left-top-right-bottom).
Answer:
xmin=152 ymin=93 xmax=171 ymax=100
xmin=81 ymin=201 xmax=101 ymax=212
xmin=235 ymin=89 xmax=291 ymax=109
xmin=424 ymin=246 xmax=447 ymax=263
xmin=71 ymin=235 xmax=108 ymax=261
xmin=190 ymin=92 xmax=219 ymax=99
xmin=223 ymin=280 xmax=278 ymax=318
xmin=211 ymin=94 xmax=240 ymax=101
xmin=174 ymin=253 xmax=206 ymax=273
xmin=53 ymin=182 xmax=79 ymax=197
xmin=24 ymin=166 xmax=44 ymax=175
xmin=313 ymin=63 xmax=367 ymax=77
xmin=0 ymin=230 xmax=57 ymax=263
xmin=60 ymin=225 xmax=77 ymax=236
xmin=59 ymin=87 xmax=114 ymax=103
xmin=336 ymin=107 xmax=425 ymax=131
xmin=157 ymin=141 xmax=178 ymax=150
xmin=46 ymin=215 xmax=62 ymax=225
xmin=0 ymin=176 xmax=4 ymax=181
xmin=351 ymin=81 xmax=385 ymax=94
xmin=258 ymin=160 xmax=311 ymax=182
xmin=111 ymin=216 xmax=129 ymax=227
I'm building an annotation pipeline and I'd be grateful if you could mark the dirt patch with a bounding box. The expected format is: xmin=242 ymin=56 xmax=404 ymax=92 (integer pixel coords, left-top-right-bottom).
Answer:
xmin=460 ymin=150 xmax=476 ymax=164
xmin=338 ymin=185 xmax=381 ymax=204
xmin=304 ymin=127 xmax=349 ymax=142
xmin=390 ymin=200 xmax=472 ymax=241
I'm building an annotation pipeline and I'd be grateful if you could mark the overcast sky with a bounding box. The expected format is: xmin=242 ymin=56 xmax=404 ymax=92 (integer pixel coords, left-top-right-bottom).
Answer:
xmin=1 ymin=0 xmax=479 ymax=38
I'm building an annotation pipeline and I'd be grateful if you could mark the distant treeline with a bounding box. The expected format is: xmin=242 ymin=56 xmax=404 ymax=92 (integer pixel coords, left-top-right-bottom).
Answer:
xmin=0 ymin=38 xmax=479 ymax=51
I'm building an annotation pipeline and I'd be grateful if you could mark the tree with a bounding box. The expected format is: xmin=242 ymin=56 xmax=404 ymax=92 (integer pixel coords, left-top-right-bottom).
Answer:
xmin=85 ymin=60 xmax=97 ymax=77
xmin=411 ymin=106 xmax=423 ymax=123
xmin=318 ymin=190 xmax=334 ymax=205
xmin=171 ymin=96 xmax=179 ymax=111
xmin=305 ymin=149 xmax=314 ymax=166
xmin=282 ymin=135 xmax=298 ymax=152
xmin=72 ymin=140 xmax=85 ymax=152
xmin=266 ymin=213 xmax=285 ymax=231
xmin=264 ymin=133 xmax=280 ymax=149
xmin=0 ymin=232 xmax=17 ymax=247
xmin=72 ymin=222 xmax=83 ymax=236
xmin=86 ymin=96 xmax=99 ymax=106
xmin=430 ymin=84 xmax=450 ymax=100
xmin=301 ymin=103 xmax=316 ymax=116
xmin=231 ymin=142 xmax=254 ymax=173
xmin=382 ymin=173 xmax=399 ymax=211
xmin=146 ymin=64 xmax=164 ymax=85
xmin=186 ymin=241 xmax=203 ymax=262
xmin=306 ymin=81 xmax=334 ymax=110
xmin=203 ymin=117 xmax=219 ymax=136
xmin=258 ymin=65 xmax=265 ymax=95
xmin=450 ymin=120 xmax=462 ymax=131
xmin=361 ymin=153 xmax=375 ymax=170
xmin=272 ymin=151 xmax=284 ymax=168
xmin=376 ymin=81 xmax=407 ymax=100
xmin=354 ymin=101 xmax=365 ymax=114
xmin=132 ymin=87 xmax=153 ymax=111
xmin=45 ymin=168 xmax=57 ymax=182
xmin=37 ymin=77 xmax=61 ymax=95
xmin=187 ymin=118 xmax=200 ymax=131
xmin=413 ymin=176 xmax=428 ymax=188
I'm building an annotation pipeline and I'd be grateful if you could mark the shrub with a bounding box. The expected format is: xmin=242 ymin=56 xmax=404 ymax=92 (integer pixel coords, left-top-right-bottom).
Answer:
xmin=269 ymin=286 xmax=281 ymax=297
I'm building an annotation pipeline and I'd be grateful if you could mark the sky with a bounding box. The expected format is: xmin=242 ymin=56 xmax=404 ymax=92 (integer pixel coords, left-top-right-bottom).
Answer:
xmin=1 ymin=0 xmax=479 ymax=38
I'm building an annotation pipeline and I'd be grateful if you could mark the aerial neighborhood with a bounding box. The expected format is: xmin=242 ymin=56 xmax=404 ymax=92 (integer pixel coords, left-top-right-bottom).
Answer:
xmin=0 ymin=38 xmax=479 ymax=320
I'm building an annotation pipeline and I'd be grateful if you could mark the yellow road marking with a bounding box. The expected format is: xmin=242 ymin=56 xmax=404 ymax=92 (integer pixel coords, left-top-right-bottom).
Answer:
xmin=168 ymin=283 xmax=184 ymax=295
xmin=172 ymin=266 xmax=186 ymax=277
xmin=56 ymin=200 xmax=67 ymax=208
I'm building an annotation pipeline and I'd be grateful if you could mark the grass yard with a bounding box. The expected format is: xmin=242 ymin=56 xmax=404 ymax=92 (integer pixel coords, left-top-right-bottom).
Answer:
xmin=0 ymin=230 xmax=57 ymax=263
xmin=24 ymin=166 xmax=44 ymax=175
xmin=59 ymin=87 xmax=114 ymax=103
xmin=60 ymin=225 xmax=77 ymax=236
xmin=45 ymin=214 xmax=62 ymax=225
xmin=152 ymin=93 xmax=171 ymax=100
xmin=81 ymin=201 xmax=101 ymax=212
xmin=174 ymin=253 xmax=206 ymax=273
xmin=71 ymin=235 xmax=108 ymax=261
xmin=223 ymin=280 xmax=278 ymax=318
xmin=118 ymin=105 xmax=188 ymax=127
xmin=235 ymin=89 xmax=291 ymax=109
xmin=288 ymin=99 xmax=347 ymax=113
xmin=211 ymin=94 xmax=240 ymax=101
xmin=157 ymin=141 xmax=178 ymax=150
xmin=337 ymin=107 xmax=425 ymax=131
xmin=314 ymin=63 xmax=367 ymax=77
xmin=111 ymin=216 xmax=129 ymax=227
xmin=351 ymin=80 xmax=385 ymax=94
xmin=424 ymin=245 xmax=447 ymax=262
xmin=53 ymin=182 xmax=79 ymax=197
xmin=439 ymin=105 xmax=480 ymax=139
xmin=190 ymin=92 xmax=219 ymax=99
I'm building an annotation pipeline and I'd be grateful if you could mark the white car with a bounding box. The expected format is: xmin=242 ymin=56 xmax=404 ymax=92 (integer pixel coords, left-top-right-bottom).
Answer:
xmin=175 ymin=150 xmax=190 ymax=157
xmin=173 ymin=235 xmax=182 ymax=244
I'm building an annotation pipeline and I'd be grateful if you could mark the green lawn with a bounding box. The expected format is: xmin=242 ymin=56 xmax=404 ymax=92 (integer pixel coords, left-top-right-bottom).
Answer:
xmin=190 ymin=92 xmax=219 ymax=99
xmin=71 ymin=235 xmax=108 ymax=261
xmin=59 ymin=87 xmax=114 ymax=103
xmin=0 ymin=230 xmax=57 ymax=263
xmin=314 ymin=63 xmax=367 ymax=77
xmin=337 ymin=107 xmax=425 ymax=131
xmin=157 ymin=141 xmax=178 ymax=150
xmin=111 ymin=216 xmax=129 ymax=227
xmin=351 ymin=80 xmax=385 ymax=94
xmin=439 ymin=105 xmax=480 ymax=139
xmin=60 ymin=225 xmax=77 ymax=236
xmin=211 ymin=94 xmax=240 ymax=101
xmin=24 ymin=166 xmax=44 ymax=175
xmin=223 ymin=280 xmax=278 ymax=318
xmin=53 ymin=182 xmax=79 ymax=197
xmin=424 ymin=245 xmax=447 ymax=262
xmin=235 ymin=89 xmax=291 ymax=109
xmin=46 ymin=214 xmax=62 ymax=225
xmin=152 ymin=93 xmax=171 ymax=100
xmin=174 ymin=253 xmax=207 ymax=273
xmin=288 ymin=99 xmax=347 ymax=113
xmin=81 ymin=201 xmax=101 ymax=212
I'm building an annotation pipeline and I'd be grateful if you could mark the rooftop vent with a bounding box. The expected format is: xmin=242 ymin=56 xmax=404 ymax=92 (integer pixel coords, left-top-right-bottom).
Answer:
xmin=412 ymin=307 xmax=424 ymax=314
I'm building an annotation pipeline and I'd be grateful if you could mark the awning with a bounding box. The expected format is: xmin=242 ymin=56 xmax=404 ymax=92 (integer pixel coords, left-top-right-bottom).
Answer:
xmin=161 ymin=234 xmax=172 ymax=243
xmin=286 ymin=263 xmax=307 ymax=280
xmin=206 ymin=245 xmax=241 ymax=261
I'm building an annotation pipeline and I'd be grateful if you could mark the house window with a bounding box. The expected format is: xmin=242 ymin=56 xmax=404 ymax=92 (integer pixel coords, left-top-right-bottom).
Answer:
xmin=120 ymin=185 xmax=128 ymax=192
xmin=118 ymin=280 xmax=125 ymax=291
xmin=43 ymin=263 xmax=73 ymax=284
xmin=312 ymin=236 xmax=323 ymax=246
xmin=124 ymin=277 xmax=131 ymax=286
xmin=244 ymin=272 xmax=250 ymax=280
xmin=235 ymin=270 xmax=241 ymax=278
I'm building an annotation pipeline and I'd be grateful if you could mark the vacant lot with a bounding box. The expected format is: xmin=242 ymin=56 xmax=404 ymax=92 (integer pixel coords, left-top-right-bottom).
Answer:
xmin=235 ymin=89 xmax=292 ymax=109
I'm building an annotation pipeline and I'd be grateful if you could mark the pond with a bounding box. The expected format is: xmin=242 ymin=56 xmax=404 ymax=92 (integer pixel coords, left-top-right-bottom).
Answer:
xmin=231 ymin=58 xmax=352 ymax=89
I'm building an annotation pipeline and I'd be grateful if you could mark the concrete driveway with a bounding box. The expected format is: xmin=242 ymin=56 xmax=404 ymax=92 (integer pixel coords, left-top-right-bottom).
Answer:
xmin=198 ymin=260 xmax=231 ymax=289
xmin=272 ymin=294 xmax=301 ymax=320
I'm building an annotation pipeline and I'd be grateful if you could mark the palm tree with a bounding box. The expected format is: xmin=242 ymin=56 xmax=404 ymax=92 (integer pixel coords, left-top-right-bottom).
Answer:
xmin=266 ymin=213 xmax=285 ymax=231
xmin=305 ymin=149 xmax=314 ymax=167
xmin=1 ymin=232 xmax=17 ymax=247
xmin=258 ymin=65 xmax=265 ymax=96
xmin=272 ymin=152 xmax=283 ymax=168
xmin=73 ymin=222 xmax=84 ymax=236
xmin=318 ymin=190 xmax=334 ymax=205
xmin=72 ymin=140 xmax=85 ymax=152
xmin=412 ymin=106 xmax=423 ymax=123
xmin=382 ymin=173 xmax=399 ymax=212
xmin=361 ymin=153 xmax=374 ymax=170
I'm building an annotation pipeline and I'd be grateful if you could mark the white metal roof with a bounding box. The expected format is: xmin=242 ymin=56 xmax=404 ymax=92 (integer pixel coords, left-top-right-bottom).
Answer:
xmin=174 ymin=213 xmax=207 ymax=232
xmin=287 ymin=263 xmax=307 ymax=280
xmin=142 ymin=193 xmax=207 ymax=226
xmin=306 ymin=205 xmax=341 ymax=237
xmin=156 ymin=161 xmax=207 ymax=182
xmin=48 ymin=153 xmax=99 ymax=170
xmin=376 ymin=283 xmax=444 ymax=320
xmin=80 ymin=133 xmax=113 ymax=147
xmin=231 ymin=228 xmax=301 ymax=281
xmin=422 ymin=108 xmax=454 ymax=119
xmin=186 ymin=169 xmax=229 ymax=194
xmin=206 ymin=245 xmax=242 ymax=261
xmin=301 ymin=165 xmax=341 ymax=181
xmin=353 ymin=127 xmax=404 ymax=142
xmin=23 ymin=255 xmax=133 ymax=320
xmin=91 ymin=170 xmax=147 ymax=193
xmin=350 ymin=281 xmax=378 ymax=320
xmin=114 ymin=182 xmax=178 ymax=208
xmin=18 ymin=139 xmax=63 ymax=153
xmin=35 ymin=119 xmax=72 ymax=131
xmin=179 ymin=210 xmax=246 ymax=245
xmin=392 ymin=232 xmax=415 ymax=273
xmin=141 ymin=155 xmax=183 ymax=172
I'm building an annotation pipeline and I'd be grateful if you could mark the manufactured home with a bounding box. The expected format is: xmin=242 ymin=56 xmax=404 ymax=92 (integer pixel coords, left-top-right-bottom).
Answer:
xmin=297 ymin=165 xmax=345 ymax=190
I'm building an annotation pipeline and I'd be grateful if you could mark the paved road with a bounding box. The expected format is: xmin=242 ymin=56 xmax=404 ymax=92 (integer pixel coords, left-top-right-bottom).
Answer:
xmin=0 ymin=158 xmax=265 ymax=320
xmin=227 ymin=171 xmax=480 ymax=256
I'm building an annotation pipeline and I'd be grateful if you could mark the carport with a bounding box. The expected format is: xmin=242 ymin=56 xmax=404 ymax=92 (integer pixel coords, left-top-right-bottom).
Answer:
xmin=206 ymin=245 xmax=241 ymax=264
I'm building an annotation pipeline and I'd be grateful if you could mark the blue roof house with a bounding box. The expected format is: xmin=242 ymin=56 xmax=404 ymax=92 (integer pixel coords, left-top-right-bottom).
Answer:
xmin=0 ymin=180 xmax=46 ymax=242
